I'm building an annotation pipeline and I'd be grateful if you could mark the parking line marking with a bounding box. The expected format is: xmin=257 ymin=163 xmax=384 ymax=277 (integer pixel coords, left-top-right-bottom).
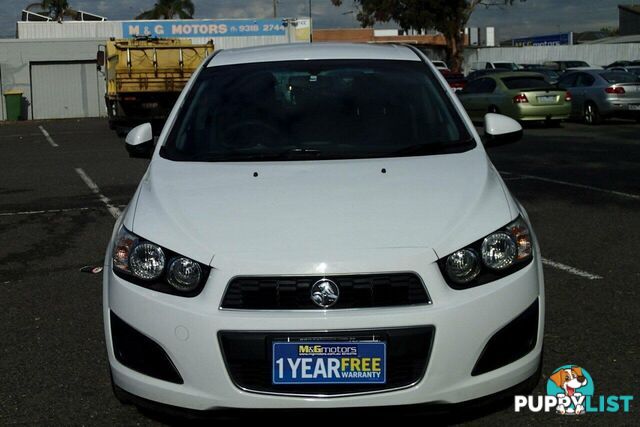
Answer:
xmin=74 ymin=168 xmax=121 ymax=219
xmin=541 ymin=258 xmax=603 ymax=280
xmin=38 ymin=125 xmax=58 ymax=147
xmin=0 ymin=207 xmax=92 ymax=217
xmin=500 ymin=171 xmax=640 ymax=201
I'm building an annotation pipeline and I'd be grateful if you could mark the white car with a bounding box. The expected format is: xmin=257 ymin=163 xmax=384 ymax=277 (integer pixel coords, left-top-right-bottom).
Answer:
xmin=105 ymin=43 xmax=544 ymax=414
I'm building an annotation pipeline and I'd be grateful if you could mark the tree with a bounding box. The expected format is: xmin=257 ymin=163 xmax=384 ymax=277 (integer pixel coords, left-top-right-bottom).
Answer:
xmin=331 ymin=1 xmax=524 ymax=72
xmin=136 ymin=0 xmax=195 ymax=20
xmin=26 ymin=0 xmax=79 ymax=21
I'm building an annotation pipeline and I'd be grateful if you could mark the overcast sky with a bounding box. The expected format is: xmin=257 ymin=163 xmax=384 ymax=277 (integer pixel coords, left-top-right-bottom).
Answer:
xmin=0 ymin=0 xmax=627 ymax=39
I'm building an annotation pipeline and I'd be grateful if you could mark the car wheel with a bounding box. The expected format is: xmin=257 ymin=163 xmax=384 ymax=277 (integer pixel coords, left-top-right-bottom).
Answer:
xmin=488 ymin=105 xmax=499 ymax=114
xmin=583 ymin=102 xmax=602 ymax=125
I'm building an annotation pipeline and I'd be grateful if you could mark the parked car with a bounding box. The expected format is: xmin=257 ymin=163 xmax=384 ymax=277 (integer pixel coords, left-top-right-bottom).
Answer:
xmin=543 ymin=60 xmax=590 ymax=73
xmin=605 ymin=60 xmax=640 ymax=69
xmin=608 ymin=66 xmax=640 ymax=77
xmin=109 ymin=43 xmax=544 ymax=414
xmin=470 ymin=61 xmax=520 ymax=72
xmin=520 ymin=67 xmax=561 ymax=85
xmin=557 ymin=69 xmax=640 ymax=124
xmin=439 ymin=68 xmax=467 ymax=91
xmin=466 ymin=68 xmax=502 ymax=81
xmin=432 ymin=60 xmax=449 ymax=70
xmin=458 ymin=72 xmax=571 ymax=124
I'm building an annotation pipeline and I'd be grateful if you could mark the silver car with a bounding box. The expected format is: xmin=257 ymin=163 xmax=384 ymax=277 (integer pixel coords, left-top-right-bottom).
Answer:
xmin=557 ymin=69 xmax=640 ymax=124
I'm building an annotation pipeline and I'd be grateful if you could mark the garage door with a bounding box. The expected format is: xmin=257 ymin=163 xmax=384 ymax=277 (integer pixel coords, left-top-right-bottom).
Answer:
xmin=31 ymin=61 xmax=106 ymax=119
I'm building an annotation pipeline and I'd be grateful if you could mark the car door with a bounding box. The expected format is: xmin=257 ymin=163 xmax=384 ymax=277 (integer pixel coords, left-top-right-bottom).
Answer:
xmin=573 ymin=72 xmax=596 ymax=112
xmin=457 ymin=78 xmax=484 ymax=120
xmin=558 ymin=73 xmax=579 ymax=115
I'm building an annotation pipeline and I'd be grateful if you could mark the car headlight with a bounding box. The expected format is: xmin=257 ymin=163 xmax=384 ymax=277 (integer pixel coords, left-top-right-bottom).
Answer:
xmin=112 ymin=225 xmax=210 ymax=297
xmin=438 ymin=216 xmax=533 ymax=289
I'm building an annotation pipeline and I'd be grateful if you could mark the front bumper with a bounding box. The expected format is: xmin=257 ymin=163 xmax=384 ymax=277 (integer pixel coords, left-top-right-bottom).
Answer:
xmin=104 ymin=248 xmax=544 ymax=410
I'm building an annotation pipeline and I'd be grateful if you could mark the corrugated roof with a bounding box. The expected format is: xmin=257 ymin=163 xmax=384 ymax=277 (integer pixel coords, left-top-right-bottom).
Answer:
xmin=619 ymin=4 xmax=640 ymax=15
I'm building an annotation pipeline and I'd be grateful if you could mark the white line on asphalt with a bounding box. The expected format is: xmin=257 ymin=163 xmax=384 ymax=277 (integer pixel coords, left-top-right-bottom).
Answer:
xmin=0 ymin=207 xmax=92 ymax=217
xmin=541 ymin=258 xmax=603 ymax=280
xmin=38 ymin=125 xmax=58 ymax=147
xmin=74 ymin=168 xmax=121 ymax=219
xmin=500 ymin=171 xmax=640 ymax=201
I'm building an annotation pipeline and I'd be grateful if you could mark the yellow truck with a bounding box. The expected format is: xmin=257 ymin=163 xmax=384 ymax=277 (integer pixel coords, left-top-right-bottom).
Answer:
xmin=98 ymin=36 xmax=214 ymax=135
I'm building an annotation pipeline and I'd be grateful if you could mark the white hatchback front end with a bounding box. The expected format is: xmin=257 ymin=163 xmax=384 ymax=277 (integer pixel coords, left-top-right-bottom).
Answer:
xmin=104 ymin=43 xmax=544 ymax=413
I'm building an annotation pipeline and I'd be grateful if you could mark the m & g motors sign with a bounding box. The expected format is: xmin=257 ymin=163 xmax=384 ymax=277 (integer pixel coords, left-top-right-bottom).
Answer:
xmin=122 ymin=19 xmax=287 ymax=38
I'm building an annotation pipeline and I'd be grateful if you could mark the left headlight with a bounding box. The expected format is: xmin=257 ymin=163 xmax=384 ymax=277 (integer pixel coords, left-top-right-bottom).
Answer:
xmin=438 ymin=216 xmax=533 ymax=289
xmin=112 ymin=226 xmax=210 ymax=297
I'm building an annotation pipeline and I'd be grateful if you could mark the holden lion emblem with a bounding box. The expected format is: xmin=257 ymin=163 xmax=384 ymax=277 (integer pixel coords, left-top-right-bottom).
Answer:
xmin=310 ymin=279 xmax=340 ymax=308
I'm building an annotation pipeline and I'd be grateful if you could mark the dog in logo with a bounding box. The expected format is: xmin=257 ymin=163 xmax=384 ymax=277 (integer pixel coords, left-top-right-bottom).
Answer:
xmin=549 ymin=366 xmax=588 ymax=415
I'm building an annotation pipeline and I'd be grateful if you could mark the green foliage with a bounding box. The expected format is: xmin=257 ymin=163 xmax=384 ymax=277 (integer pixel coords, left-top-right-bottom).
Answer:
xmin=136 ymin=0 xmax=195 ymax=20
xmin=330 ymin=1 xmax=524 ymax=71
xmin=25 ymin=0 xmax=75 ymax=20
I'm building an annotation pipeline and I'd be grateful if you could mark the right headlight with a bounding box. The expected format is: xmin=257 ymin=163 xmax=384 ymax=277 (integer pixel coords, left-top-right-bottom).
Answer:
xmin=438 ymin=216 xmax=533 ymax=289
xmin=112 ymin=225 xmax=210 ymax=297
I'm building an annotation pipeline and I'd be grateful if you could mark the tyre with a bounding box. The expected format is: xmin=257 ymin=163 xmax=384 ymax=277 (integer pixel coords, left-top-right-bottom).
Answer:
xmin=583 ymin=102 xmax=602 ymax=125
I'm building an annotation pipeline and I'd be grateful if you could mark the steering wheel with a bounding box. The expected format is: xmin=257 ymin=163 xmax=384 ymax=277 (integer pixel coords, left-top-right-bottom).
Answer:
xmin=221 ymin=120 xmax=281 ymax=149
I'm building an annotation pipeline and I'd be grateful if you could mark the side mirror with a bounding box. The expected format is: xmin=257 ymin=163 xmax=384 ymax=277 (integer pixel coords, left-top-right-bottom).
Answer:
xmin=483 ymin=113 xmax=522 ymax=147
xmin=125 ymin=123 xmax=154 ymax=158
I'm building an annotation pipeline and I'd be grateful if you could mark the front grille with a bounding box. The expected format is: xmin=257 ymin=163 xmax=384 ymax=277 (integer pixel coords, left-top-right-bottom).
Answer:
xmin=221 ymin=273 xmax=430 ymax=309
xmin=219 ymin=327 xmax=434 ymax=396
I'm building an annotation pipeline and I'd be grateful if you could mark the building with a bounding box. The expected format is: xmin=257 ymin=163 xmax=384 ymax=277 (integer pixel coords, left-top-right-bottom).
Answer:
xmin=1 ymin=18 xmax=310 ymax=121
xmin=619 ymin=4 xmax=640 ymax=36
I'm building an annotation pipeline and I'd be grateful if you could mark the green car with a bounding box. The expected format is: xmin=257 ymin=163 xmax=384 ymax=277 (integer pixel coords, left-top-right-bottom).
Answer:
xmin=458 ymin=72 xmax=572 ymax=123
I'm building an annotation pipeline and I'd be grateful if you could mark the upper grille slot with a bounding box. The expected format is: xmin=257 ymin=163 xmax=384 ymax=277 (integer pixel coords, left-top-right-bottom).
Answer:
xmin=221 ymin=273 xmax=430 ymax=310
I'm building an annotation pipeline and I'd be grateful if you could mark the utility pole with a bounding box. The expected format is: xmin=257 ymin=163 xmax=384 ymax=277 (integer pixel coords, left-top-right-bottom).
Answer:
xmin=273 ymin=0 xmax=277 ymax=18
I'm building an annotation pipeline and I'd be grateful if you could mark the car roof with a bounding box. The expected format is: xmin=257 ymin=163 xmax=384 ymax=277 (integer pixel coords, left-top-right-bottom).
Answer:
xmin=484 ymin=71 xmax=545 ymax=78
xmin=207 ymin=43 xmax=421 ymax=67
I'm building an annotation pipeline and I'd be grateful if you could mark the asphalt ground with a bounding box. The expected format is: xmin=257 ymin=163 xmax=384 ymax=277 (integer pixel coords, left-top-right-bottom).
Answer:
xmin=0 ymin=118 xmax=638 ymax=425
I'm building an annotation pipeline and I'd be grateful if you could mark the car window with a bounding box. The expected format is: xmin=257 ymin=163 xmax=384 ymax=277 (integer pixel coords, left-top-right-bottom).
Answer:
xmin=567 ymin=61 xmax=589 ymax=68
xmin=601 ymin=72 xmax=640 ymax=84
xmin=557 ymin=73 xmax=578 ymax=88
xmin=476 ymin=78 xmax=497 ymax=93
xmin=463 ymin=79 xmax=484 ymax=94
xmin=162 ymin=59 xmax=473 ymax=162
xmin=575 ymin=73 xmax=595 ymax=87
xmin=501 ymin=76 xmax=552 ymax=90
xmin=494 ymin=63 xmax=513 ymax=70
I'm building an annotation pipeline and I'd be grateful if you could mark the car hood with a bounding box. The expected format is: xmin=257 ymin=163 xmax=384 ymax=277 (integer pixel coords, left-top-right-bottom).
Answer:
xmin=130 ymin=150 xmax=514 ymax=265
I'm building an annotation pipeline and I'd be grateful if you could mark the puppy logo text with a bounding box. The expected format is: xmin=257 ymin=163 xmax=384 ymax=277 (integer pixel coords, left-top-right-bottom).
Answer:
xmin=514 ymin=365 xmax=633 ymax=415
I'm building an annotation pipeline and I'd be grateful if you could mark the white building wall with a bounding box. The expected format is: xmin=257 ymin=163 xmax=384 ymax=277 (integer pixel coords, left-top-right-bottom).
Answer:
xmin=0 ymin=39 xmax=103 ymax=120
xmin=464 ymin=44 xmax=640 ymax=73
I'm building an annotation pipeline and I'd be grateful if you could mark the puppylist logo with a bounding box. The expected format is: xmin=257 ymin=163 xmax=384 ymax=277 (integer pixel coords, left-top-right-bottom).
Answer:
xmin=515 ymin=365 xmax=634 ymax=415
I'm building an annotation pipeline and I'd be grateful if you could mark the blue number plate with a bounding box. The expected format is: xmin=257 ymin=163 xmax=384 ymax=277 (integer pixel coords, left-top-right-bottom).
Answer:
xmin=272 ymin=341 xmax=386 ymax=384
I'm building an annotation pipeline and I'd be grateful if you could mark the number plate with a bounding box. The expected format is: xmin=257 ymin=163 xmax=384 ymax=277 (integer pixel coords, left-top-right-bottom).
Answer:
xmin=537 ymin=95 xmax=557 ymax=104
xmin=272 ymin=341 xmax=386 ymax=384
xmin=628 ymin=104 xmax=640 ymax=110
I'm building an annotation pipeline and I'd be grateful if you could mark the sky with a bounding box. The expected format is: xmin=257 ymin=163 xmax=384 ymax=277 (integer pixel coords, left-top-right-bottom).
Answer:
xmin=0 ymin=0 xmax=629 ymax=39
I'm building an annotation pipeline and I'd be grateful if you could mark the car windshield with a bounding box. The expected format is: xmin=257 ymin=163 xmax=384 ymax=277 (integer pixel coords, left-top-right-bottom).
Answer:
xmin=501 ymin=76 xmax=553 ymax=90
xmin=602 ymin=72 xmax=640 ymax=84
xmin=495 ymin=63 xmax=518 ymax=70
xmin=162 ymin=59 xmax=472 ymax=162
xmin=566 ymin=61 xmax=589 ymax=68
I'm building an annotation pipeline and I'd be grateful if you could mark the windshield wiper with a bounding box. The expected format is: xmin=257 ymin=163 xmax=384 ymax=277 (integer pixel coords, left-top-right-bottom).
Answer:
xmin=388 ymin=140 xmax=469 ymax=157
xmin=278 ymin=148 xmax=322 ymax=159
